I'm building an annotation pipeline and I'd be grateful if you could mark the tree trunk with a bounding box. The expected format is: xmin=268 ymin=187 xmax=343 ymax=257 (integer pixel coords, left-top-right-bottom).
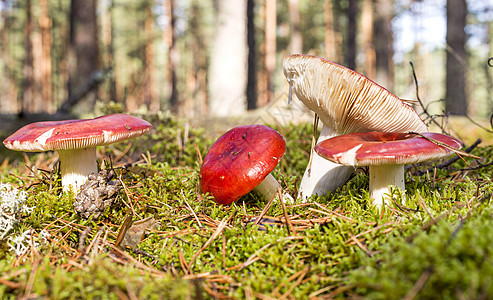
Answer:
xmin=360 ymin=0 xmax=375 ymax=79
xmin=373 ymin=0 xmax=394 ymax=90
xmin=324 ymin=0 xmax=339 ymax=61
xmin=288 ymin=0 xmax=302 ymax=54
xmin=0 ymin=4 xmax=18 ymax=113
xmin=185 ymin=0 xmax=208 ymax=118
xmin=22 ymin=0 xmax=35 ymax=115
xmin=39 ymin=0 xmax=53 ymax=113
xmin=145 ymin=5 xmax=158 ymax=112
xmin=345 ymin=0 xmax=358 ymax=70
xmin=257 ymin=0 xmax=276 ymax=108
xmin=208 ymin=0 xmax=248 ymax=117
xmin=445 ymin=0 xmax=468 ymax=115
xmin=66 ymin=0 xmax=99 ymax=114
xmin=101 ymin=0 xmax=116 ymax=105
xmin=163 ymin=0 xmax=178 ymax=113
xmin=246 ymin=0 xmax=257 ymax=110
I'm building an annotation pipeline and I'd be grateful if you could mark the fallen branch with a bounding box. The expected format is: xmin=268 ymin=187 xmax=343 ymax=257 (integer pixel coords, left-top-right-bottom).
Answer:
xmin=409 ymin=62 xmax=446 ymax=132
xmin=410 ymin=132 xmax=480 ymax=160
xmin=411 ymin=139 xmax=482 ymax=176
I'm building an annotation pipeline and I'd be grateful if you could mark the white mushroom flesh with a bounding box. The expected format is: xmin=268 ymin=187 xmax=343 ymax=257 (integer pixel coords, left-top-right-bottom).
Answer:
xmin=254 ymin=173 xmax=295 ymax=203
xmin=58 ymin=148 xmax=98 ymax=193
xmin=369 ymin=164 xmax=405 ymax=208
xmin=298 ymin=124 xmax=354 ymax=201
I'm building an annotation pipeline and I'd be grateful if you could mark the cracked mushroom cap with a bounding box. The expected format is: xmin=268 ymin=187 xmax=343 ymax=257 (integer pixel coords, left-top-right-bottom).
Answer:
xmin=315 ymin=132 xmax=463 ymax=166
xmin=283 ymin=54 xmax=428 ymax=134
xmin=200 ymin=125 xmax=286 ymax=205
xmin=3 ymin=114 xmax=152 ymax=152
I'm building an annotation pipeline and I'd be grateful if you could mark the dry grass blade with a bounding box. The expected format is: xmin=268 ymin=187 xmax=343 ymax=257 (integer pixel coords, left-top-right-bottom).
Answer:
xmin=348 ymin=233 xmax=373 ymax=257
xmin=104 ymin=241 xmax=167 ymax=276
xmin=178 ymin=249 xmax=191 ymax=274
xmin=405 ymin=210 xmax=451 ymax=243
xmin=195 ymin=143 xmax=203 ymax=166
xmin=22 ymin=258 xmax=40 ymax=300
xmin=227 ymin=243 xmax=272 ymax=271
xmin=344 ymin=222 xmax=395 ymax=244
xmin=279 ymin=266 xmax=310 ymax=299
xmin=308 ymin=283 xmax=340 ymax=298
xmin=308 ymin=114 xmax=320 ymax=175
xmin=189 ymin=214 xmax=232 ymax=268
xmin=88 ymin=229 xmax=105 ymax=260
xmin=78 ymin=226 xmax=92 ymax=253
xmin=417 ymin=194 xmax=436 ymax=222
xmin=118 ymin=175 xmax=143 ymax=219
xmin=181 ymin=189 xmax=202 ymax=227
xmin=254 ymin=192 xmax=277 ymax=225
xmin=402 ymin=267 xmax=434 ymax=300
xmin=141 ymin=151 xmax=153 ymax=166
xmin=0 ymin=278 xmax=23 ymax=289
xmin=279 ymin=189 xmax=293 ymax=235
xmin=112 ymin=143 xmax=133 ymax=164
xmin=115 ymin=210 xmax=134 ymax=248
xmin=310 ymin=202 xmax=355 ymax=223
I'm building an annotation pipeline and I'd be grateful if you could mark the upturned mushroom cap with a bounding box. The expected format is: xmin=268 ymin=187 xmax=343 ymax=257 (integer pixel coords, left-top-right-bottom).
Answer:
xmin=315 ymin=132 xmax=463 ymax=166
xmin=283 ymin=54 xmax=429 ymax=200
xmin=200 ymin=125 xmax=286 ymax=205
xmin=3 ymin=114 xmax=152 ymax=152
xmin=283 ymin=54 xmax=428 ymax=134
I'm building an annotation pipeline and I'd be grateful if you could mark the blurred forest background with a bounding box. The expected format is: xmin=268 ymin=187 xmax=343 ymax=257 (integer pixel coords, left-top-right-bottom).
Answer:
xmin=0 ymin=0 xmax=491 ymax=123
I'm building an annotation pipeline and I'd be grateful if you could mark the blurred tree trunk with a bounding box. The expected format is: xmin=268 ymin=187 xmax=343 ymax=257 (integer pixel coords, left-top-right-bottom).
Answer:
xmin=163 ymin=0 xmax=178 ymax=113
xmin=101 ymin=0 xmax=116 ymax=105
xmin=246 ymin=0 xmax=257 ymax=110
xmin=345 ymin=0 xmax=358 ymax=70
xmin=288 ymin=0 xmax=302 ymax=54
xmin=145 ymin=4 xmax=158 ymax=112
xmin=65 ymin=0 xmax=99 ymax=114
xmin=373 ymin=0 xmax=394 ymax=90
xmin=324 ymin=0 xmax=340 ymax=62
xmin=485 ymin=22 xmax=493 ymax=104
xmin=445 ymin=0 xmax=468 ymax=115
xmin=209 ymin=0 xmax=247 ymax=116
xmin=185 ymin=0 xmax=208 ymax=118
xmin=0 ymin=4 xmax=18 ymax=113
xmin=39 ymin=0 xmax=53 ymax=113
xmin=21 ymin=0 xmax=35 ymax=115
xmin=360 ymin=0 xmax=375 ymax=78
xmin=258 ymin=0 xmax=276 ymax=108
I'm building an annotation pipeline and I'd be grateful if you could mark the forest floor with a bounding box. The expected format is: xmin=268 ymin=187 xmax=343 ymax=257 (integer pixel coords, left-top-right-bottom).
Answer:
xmin=0 ymin=113 xmax=492 ymax=299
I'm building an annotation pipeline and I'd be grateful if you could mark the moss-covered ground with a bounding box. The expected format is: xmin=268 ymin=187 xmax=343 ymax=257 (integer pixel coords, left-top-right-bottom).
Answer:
xmin=0 ymin=114 xmax=492 ymax=299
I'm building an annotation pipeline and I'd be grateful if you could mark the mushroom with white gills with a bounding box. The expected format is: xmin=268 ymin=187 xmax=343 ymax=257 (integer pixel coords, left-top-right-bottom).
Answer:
xmin=3 ymin=114 xmax=152 ymax=193
xmin=283 ymin=54 xmax=428 ymax=201
xmin=315 ymin=131 xmax=463 ymax=208
xmin=200 ymin=124 xmax=293 ymax=205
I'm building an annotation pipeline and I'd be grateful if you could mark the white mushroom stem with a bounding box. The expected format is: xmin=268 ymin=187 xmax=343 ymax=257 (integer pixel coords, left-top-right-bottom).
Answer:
xmin=254 ymin=173 xmax=294 ymax=203
xmin=58 ymin=147 xmax=98 ymax=193
xmin=369 ymin=164 xmax=405 ymax=208
xmin=298 ymin=124 xmax=354 ymax=201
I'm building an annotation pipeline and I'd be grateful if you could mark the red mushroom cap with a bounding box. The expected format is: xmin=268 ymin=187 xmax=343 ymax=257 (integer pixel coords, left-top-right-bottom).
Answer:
xmin=200 ymin=125 xmax=286 ymax=205
xmin=3 ymin=114 xmax=152 ymax=152
xmin=315 ymin=132 xmax=462 ymax=166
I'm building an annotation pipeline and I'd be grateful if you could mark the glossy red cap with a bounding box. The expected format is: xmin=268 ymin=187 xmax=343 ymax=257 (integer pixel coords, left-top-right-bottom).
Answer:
xmin=3 ymin=114 xmax=152 ymax=152
xmin=315 ymin=132 xmax=462 ymax=166
xmin=200 ymin=125 xmax=286 ymax=205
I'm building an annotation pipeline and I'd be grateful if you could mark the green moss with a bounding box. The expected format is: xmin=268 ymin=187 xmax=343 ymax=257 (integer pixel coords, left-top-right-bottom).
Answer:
xmin=0 ymin=116 xmax=492 ymax=298
xmin=0 ymin=255 xmax=195 ymax=299
xmin=349 ymin=206 xmax=493 ymax=299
